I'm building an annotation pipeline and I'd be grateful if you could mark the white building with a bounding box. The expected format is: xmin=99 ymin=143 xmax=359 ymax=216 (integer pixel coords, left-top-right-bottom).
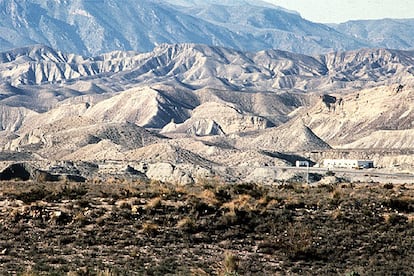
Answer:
xmin=296 ymin=160 xmax=310 ymax=167
xmin=323 ymin=159 xmax=374 ymax=169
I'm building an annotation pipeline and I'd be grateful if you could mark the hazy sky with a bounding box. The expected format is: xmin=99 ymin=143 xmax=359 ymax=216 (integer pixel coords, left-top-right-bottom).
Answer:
xmin=263 ymin=0 xmax=414 ymax=23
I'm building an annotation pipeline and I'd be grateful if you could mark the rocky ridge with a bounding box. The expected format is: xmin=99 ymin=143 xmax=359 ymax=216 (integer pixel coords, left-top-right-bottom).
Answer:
xmin=0 ymin=0 xmax=368 ymax=55
xmin=2 ymin=0 xmax=414 ymax=56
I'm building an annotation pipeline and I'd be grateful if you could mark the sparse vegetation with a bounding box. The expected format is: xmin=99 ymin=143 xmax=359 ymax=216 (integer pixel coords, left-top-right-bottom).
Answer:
xmin=221 ymin=252 xmax=239 ymax=276
xmin=0 ymin=179 xmax=413 ymax=274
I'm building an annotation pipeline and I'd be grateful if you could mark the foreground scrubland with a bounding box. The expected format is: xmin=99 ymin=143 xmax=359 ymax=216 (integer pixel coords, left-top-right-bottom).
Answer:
xmin=0 ymin=179 xmax=413 ymax=275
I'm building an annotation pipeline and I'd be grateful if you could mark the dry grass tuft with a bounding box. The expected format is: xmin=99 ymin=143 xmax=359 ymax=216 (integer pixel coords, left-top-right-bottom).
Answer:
xmin=145 ymin=197 xmax=162 ymax=210
xmin=221 ymin=194 xmax=254 ymax=213
xmin=97 ymin=269 xmax=115 ymax=276
xmin=196 ymin=189 xmax=219 ymax=206
xmin=383 ymin=213 xmax=408 ymax=225
xmin=284 ymin=223 xmax=314 ymax=259
xmin=20 ymin=267 xmax=38 ymax=276
xmin=115 ymin=199 xmax=132 ymax=209
xmin=190 ymin=268 xmax=210 ymax=276
xmin=331 ymin=208 xmax=343 ymax=220
xmin=220 ymin=251 xmax=239 ymax=276
xmin=331 ymin=188 xmax=342 ymax=200
xmin=176 ymin=216 xmax=195 ymax=230
xmin=73 ymin=212 xmax=87 ymax=225
xmin=141 ymin=222 xmax=158 ymax=236
xmin=407 ymin=214 xmax=414 ymax=224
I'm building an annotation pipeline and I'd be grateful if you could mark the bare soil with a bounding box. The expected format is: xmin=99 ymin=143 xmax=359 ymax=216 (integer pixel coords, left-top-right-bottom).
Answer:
xmin=0 ymin=179 xmax=413 ymax=275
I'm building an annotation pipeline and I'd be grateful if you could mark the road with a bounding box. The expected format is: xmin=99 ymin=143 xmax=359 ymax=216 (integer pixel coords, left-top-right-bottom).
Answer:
xmin=278 ymin=166 xmax=414 ymax=184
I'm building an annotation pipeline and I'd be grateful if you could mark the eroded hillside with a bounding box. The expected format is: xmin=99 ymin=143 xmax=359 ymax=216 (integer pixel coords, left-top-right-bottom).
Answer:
xmin=304 ymin=85 xmax=414 ymax=146
xmin=1 ymin=44 xmax=414 ymax=182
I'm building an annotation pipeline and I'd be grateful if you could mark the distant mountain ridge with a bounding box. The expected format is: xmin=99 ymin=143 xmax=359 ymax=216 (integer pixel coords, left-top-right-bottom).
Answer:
xmin=332 ymin=19 xmax=414 ymax=50
xmin=2 ymin=0 xmax=413 ymax=56
xmin=1 ymin=44 xmax=413 ymax=90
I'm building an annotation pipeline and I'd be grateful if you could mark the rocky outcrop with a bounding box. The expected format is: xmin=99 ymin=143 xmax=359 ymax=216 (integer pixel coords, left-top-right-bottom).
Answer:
xmin=83 ymin=87 xmax=191 ymax=129
xmin=161 ymin=102 xmax=273 ymax=135
xmin=0 ymin=105 xmax=38 ymax=132
xmin=0 ymin=163 xmax=42 ymax=181
xmin=0 ymin=162 xmax=86 ymax=182
xmin=162 ymin=119 xmax=225 ymax=136
xmin=144 ymin=162 xmax=214 ymax=185
xmin=6 ymin=117 xmax=165 ymax=159
xmin=239 ymin=122 xmax=331 ymax=152
xmin=304 ymin=85 xmax=414 ymax=145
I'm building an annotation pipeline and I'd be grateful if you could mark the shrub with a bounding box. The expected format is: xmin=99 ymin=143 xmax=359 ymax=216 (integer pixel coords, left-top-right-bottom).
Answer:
xmin=176 ymin=217 xmax=195 ymax=232
xmin=283 ymin=223 xmax=314 ymax=260
xmin=197 ymin=189 xmax=219 ymax=206
xmin=231 ymin=183 xmax=259 ymax=196
xmin=383 ymin=213 xmax=408 ymax=225
xmin=221 ymin=252 xmax=239 ymax=276
xmin=16 ymin=186 xmax=48 ymax=203
xmin=55 ymin=184 xmax=88 ymax=200
xmin=97 ymin=269 xmax=115 ymax=276
xmin=145 ymin=197 xmax=162 ymax=210
xmin=345 ymin=272 xmax=361 ymax=276
xmin=387 ymin=196 xmax=414 ymax=212
xmin=221 ymin=194 xmax=255 ymax=213
xmin=331 ymin=208 xmax=343 ymax=220
xmin=141 ymin=222 xmax=158 ymax=236
xmin=73 ymin=212 xmax=87 ymax=225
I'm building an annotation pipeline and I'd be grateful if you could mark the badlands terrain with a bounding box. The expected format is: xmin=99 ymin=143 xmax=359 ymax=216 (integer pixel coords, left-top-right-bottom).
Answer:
xmin=1 ymin=44 xmax=414 ymax=184
xmin=1 ymin=43 xmax=414 ymax=274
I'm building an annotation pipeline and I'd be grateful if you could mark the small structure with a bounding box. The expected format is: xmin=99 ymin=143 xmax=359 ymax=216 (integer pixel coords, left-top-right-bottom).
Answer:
xmin=296 ymin=160 xmax=310 ymax=167
xmin=396 ymin=84 xmax=404 ymax=93
xmin=321 ymin=94 xmax=337 ymax=111
xmin=323 ymin=159 xmax=374 ymax=169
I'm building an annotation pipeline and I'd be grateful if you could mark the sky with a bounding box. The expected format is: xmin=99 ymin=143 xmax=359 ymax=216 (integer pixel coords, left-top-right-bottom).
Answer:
xmin=263 ymin=0 xmax=414 ymax=23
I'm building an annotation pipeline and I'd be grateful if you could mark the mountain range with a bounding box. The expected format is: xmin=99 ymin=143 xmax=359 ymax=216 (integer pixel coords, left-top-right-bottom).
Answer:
xmin=1 ymin=0 xmax=414 ymax=183
xmin=2 ymin=44 xmax=414 ymax=113
xmin=0 ymin=0 xmax=413 ymax=56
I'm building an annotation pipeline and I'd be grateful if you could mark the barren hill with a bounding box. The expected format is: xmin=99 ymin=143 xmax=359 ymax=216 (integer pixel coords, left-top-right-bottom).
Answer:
xmin=237 ymin=122 xmax=332 ymax=152
xmin=161 ymin=101 xmax=274 ymax=136
xmin=1 ymin=44 xmax=414 ymax=180
xmin=0 ymin=104 xmax=37 ymax=132
xmin=303 ymin=84 xmax=414 ymax=146
xmin=83 ymin=86 xmax=192 ymax=129
xmin=5 ymin=117 xmax=165 ymax=159
xmin=342 ymin=129 xmax=414 ymax=149
xmin=2 ymin=44 xmax=414 ymax=117
xmin=333 ymin=19 xmax=414 ymax=51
